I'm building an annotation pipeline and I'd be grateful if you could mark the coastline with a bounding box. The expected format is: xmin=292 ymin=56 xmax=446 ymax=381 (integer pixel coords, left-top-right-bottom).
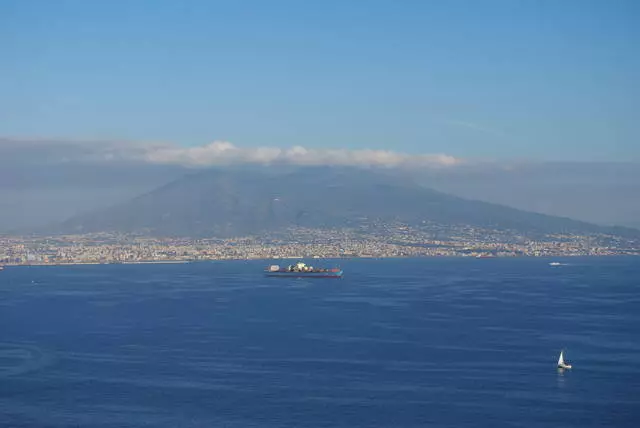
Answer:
xmin=1 ymin=260 xmax=192 ymax=267
xmin=2 ymin=253 xmax=637 ymax=268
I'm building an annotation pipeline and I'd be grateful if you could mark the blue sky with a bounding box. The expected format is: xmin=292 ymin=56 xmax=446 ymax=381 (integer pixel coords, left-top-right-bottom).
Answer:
xmin=1 ymin=0 xmax=638 ymax=161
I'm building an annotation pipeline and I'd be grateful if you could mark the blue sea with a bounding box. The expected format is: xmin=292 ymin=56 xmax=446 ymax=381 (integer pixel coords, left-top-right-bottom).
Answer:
xmin=1 ymin=257 xmax=639 ymax=427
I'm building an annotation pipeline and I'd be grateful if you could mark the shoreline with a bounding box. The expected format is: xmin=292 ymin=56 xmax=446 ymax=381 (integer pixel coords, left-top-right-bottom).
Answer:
xmin=2 ymin=253 xmax=637 ymax=268
xmin=2 ymin=260 xmax=192 ymax=267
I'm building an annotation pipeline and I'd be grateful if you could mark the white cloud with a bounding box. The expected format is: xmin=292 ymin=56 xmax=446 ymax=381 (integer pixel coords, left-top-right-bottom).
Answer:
xmin=0 ymin=137 xmax=462 ymax=169
xmin=143 ymin=140 xmax=462 ymax=168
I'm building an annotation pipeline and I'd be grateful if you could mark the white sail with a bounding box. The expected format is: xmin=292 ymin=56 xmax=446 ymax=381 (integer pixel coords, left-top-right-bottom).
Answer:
xmin=558 ymin=351 xmax=565 ymax=366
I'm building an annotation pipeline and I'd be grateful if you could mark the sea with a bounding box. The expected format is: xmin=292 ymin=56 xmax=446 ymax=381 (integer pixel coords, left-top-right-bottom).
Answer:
xmin=1 ymin=257 xmax=639 ymax=427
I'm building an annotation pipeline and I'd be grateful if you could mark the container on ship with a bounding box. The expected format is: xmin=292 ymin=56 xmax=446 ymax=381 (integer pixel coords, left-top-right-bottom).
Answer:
xmin=264 ymin=261 xmax=343 ymax=278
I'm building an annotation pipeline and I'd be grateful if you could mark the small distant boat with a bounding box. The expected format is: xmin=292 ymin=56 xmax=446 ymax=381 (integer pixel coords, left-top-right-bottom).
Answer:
xmin=557 ymin=350 xmax=572 ymax=369
xmin=549 ymin=262 xmax=562 ymax=266
xmin=475 ymin=254 xmax=495 ymax=259
xmin=265 ymin=261 xmax=343 ymax=278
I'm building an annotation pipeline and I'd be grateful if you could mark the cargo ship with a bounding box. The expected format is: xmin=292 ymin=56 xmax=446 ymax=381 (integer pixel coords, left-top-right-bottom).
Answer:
xmin=475 ymin=254 xmax=495 ymax=259
xmin=265 ymin=261 xmax=343 ymax=278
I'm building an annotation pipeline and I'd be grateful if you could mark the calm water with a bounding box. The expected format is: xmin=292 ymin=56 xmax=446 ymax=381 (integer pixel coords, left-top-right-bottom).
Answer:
xmin=1 ymin=257 xmax=639 ymax=427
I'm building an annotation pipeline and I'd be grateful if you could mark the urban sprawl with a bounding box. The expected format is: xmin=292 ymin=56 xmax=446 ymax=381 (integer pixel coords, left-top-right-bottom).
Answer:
xmin=2 ymin=223 xmax=638 ymax=265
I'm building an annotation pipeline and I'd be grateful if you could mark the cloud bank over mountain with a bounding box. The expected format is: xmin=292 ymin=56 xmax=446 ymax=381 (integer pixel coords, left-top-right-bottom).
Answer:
xmin=0 ymin=138 xmax=461 ymax=168
xmin=1 ymin=137 xmax=639 ymax=232
xmin=0 ymin=137 xmax=462 ymax=232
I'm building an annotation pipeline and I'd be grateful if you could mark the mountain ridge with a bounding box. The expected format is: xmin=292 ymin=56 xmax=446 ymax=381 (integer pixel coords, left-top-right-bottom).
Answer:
xmin=47 ymin=167 xmax=640 ymax=239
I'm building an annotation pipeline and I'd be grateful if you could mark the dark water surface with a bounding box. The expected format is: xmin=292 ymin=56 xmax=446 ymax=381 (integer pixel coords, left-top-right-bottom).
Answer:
xmin=1 ymin=257 xmax=639 ymax=427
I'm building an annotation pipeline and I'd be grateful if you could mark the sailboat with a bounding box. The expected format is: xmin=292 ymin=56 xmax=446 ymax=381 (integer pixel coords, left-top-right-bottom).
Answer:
xmin=557 ymin=350 xmax=572 ymax=369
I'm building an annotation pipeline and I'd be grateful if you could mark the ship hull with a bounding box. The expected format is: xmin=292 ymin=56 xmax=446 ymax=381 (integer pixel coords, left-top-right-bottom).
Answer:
xmin=265 ymin=270 xmax=343 ymax=278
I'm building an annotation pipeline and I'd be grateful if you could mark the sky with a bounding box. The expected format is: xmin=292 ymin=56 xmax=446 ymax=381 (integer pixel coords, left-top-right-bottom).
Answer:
xmin=2 ymin=0 xmax=639 ymax=162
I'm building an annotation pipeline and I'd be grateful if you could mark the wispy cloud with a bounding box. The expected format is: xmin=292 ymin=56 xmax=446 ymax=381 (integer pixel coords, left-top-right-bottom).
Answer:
xmin=0 ymin=137 xmax=159 ymax=165
xmin=442 ymin=119 xmax=510 ymax=138
xmin=0 ymin=138 xmax=462 ymax=169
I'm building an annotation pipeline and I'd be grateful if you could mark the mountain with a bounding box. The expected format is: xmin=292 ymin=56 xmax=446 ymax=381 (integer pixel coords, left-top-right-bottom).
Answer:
xmin=49 ymin=166 xmax=640 ymax=238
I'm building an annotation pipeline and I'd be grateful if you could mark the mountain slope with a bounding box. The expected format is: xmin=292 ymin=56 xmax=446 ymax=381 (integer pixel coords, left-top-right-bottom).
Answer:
xmin=51 ymin=167 xmax=639 ymax=238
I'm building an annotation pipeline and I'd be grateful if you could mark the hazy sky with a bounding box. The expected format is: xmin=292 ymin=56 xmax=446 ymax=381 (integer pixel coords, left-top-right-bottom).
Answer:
xmin=2 ymin=0 xmax=638 ymax=161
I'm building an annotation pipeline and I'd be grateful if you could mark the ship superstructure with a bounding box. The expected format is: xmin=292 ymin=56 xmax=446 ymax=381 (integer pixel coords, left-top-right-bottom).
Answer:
xmin=264 ymin=261 xmax=343 ymax=278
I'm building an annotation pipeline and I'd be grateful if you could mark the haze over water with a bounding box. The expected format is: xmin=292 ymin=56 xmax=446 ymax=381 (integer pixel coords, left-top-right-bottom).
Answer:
xmin=1 ymin=257 xmax=639 ymax=427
